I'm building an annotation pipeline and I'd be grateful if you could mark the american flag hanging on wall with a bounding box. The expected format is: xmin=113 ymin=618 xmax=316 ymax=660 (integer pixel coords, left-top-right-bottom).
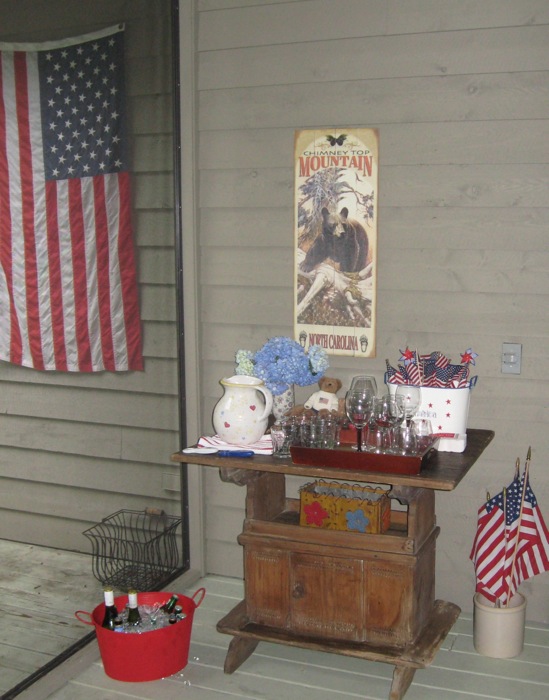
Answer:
xmin=0 ymin=24 xmax=143 ymax=372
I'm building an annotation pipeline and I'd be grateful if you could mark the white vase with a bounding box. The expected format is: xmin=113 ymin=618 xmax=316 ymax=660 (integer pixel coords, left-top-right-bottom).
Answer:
xmin=272 ymin=385 xmax=295 ymax=420
xmin=473 ymin=592 xmax=527 ymax=658
xmin=212 ymin=375 xmax=273 ymax=445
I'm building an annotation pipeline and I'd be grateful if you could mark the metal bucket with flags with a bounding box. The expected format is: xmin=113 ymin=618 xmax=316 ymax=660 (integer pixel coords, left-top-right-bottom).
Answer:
xmin=385 ymin=346 xmax=478 ymax=452
xmin=469 ymin=447 xmax=549 ymax=656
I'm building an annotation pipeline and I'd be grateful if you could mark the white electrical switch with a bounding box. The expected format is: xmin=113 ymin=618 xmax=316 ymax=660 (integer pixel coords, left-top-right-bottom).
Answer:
xmin=502 ymin=343 xmax=522 ymax=374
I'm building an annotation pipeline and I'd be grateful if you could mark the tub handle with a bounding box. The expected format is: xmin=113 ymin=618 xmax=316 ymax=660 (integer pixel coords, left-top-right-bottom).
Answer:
xmin=192 ymin=587 xmax=206 ymax=607
xmin=75 ymin=610 xmax=95 ymax=626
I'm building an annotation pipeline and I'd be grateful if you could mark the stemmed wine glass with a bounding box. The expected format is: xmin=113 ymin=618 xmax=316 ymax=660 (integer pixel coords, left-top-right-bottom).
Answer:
xmin=348 ymin=375 xmax=378 ymax=397
xmin=345 ymin=375 xmax=377 ymax=452
xmin=383 ymin=394 xmax=403 ymax=453
xmin=394 ymin=385 xmax=421 ymax=427
xmin=345 ymin=391 xmax=373 ymax=452
xmin=371 ymin=396 xmax=393 ymax=453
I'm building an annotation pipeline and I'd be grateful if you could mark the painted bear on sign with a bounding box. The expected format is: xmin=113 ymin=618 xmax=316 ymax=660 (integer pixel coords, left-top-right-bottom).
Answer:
xmin=301 ymin=207 xmax=369 ymax=274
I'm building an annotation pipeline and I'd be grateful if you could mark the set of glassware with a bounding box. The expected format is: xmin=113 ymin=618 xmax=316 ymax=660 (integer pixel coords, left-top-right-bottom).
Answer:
xmin=344 ymin=375 xmax=431 ymax=456
xmin=270 ymin=374 xmax=433 ymax=458
xmin=271 ymin=413 xmax=341 ymax=458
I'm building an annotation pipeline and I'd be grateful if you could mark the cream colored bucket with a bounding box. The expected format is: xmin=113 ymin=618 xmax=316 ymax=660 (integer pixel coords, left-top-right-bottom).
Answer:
xmin=473 ymin=592 xmax=526 ymax=658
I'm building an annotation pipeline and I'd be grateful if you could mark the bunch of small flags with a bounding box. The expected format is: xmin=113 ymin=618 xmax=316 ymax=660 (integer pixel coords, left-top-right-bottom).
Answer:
xmin=470 ymin=447 xmax=549 ymax=607
xmin=385 ymin=347 xmax=478 ymax=389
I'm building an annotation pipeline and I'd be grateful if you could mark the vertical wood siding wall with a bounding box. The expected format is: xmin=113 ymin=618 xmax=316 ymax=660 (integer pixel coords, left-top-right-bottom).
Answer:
xmin=0 ymin=0 xmax=182 ymax=551
xmin=192 ymin=0 xmax=549 ymax=622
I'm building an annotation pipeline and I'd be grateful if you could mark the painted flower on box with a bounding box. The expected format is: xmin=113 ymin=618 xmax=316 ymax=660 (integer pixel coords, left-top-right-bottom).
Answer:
xmin=346 ymin=509 xmax=370 ymax=533
xmin=304 ymin=501 xmax=329 ymax=527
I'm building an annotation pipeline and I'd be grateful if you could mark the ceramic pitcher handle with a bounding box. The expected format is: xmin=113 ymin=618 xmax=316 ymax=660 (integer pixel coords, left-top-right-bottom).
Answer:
xmin=257 ymin=386 xmax=273 ymax=420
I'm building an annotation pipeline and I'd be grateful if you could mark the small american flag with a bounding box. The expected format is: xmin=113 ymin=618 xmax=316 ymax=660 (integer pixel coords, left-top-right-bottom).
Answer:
xmin=433 ymin=365 xmax=454 ymax=387
xmin=503 ymin=473 xmax=549 ymax=600
xmin=385 ymin=359 xmax=405 ymax=384
xmin=434 ymin=351 xmax=450 ymax=369
xmin=0 ymin=25 xmax=142 ymax=371
xmin=469 ymin=491 xmax=507 ymax=603
xmin=406 ymin=361 xmax=421 ymax=386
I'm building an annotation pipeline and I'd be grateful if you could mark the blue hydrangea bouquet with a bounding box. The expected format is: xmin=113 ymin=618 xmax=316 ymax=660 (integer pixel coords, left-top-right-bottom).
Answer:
xmin=235 ymin=336 xmax=329 ymax=396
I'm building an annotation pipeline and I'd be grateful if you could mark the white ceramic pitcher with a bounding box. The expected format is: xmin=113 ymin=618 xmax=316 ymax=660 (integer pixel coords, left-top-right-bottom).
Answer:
xmin=212 ymin=375 xmax=273 ymax=445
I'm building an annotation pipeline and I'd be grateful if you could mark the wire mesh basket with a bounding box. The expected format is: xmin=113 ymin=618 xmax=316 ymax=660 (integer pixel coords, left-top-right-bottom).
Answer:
xmin=83 ymin=508 xmax=183 ymax=591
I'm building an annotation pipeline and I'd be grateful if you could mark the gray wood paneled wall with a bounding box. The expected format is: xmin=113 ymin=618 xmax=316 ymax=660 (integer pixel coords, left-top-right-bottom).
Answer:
xmin=189 ymin=0 xmax=549 ymax=622
xmin=0 ymin=1 xmax=182 ymax=551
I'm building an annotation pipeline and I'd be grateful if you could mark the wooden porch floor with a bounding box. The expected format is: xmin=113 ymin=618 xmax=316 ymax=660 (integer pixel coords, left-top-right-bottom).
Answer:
xmin=2 ymin=542 xmax=549 ymax=700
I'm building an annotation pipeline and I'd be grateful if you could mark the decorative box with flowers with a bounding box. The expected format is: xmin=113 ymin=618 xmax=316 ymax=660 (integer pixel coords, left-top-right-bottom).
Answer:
xmin=235 ymin=336 xmax=329 ymax=418
xmin=299 ymin=480 xmax=391 ymax=535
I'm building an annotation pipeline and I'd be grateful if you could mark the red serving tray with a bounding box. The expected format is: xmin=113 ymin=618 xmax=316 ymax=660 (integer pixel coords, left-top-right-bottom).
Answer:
xmin=290 ymin=439 xmax=439 ymax=476
xmin=339 ymin=426 xmax=360 ymax=445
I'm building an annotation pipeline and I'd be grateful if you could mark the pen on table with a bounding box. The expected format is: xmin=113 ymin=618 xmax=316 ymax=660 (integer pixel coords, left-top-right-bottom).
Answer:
xmin=180 ymin=447 xmax=255 ymax=457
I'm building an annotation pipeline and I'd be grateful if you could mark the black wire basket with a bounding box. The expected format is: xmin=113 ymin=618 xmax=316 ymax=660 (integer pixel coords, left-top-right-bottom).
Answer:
xmin=83 ymin=508 xmax=183 ymax=591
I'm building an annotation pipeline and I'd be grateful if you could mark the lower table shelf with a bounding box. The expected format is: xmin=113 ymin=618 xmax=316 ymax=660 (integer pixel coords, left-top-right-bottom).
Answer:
xmin=217 ymin=598 xmax=461 ymax=700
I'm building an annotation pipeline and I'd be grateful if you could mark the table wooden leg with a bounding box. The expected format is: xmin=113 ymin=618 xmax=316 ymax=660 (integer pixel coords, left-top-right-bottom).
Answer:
xmin=389 ymin=666 xmax=416 ymax=700
xmin=223 ymin=636 xmax=259 ymax=674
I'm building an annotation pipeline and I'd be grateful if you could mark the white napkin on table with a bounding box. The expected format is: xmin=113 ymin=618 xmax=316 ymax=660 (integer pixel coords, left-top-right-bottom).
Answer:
xmin=197 ymin=434 xmax=273 ymax=455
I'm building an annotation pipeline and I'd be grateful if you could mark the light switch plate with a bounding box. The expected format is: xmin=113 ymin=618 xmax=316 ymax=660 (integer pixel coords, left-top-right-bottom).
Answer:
xmin=502 ymin=342 xmax=522 ymax=374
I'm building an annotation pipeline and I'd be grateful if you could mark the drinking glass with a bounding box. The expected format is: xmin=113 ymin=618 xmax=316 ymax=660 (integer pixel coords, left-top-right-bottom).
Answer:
xmin=415 ymin=418 xmax=434 ymax=451
xmin=398 ymin=423 xmax=418 ymax=455
xmin=395 ymin=385 xmax=421 ymax=428
xmin=370 ymin=397 xmax=392 ymax=453
xmin=314 ymin=416 xmax=338 ymax=449
xmin=382 ymin=394 xmax=403 ymax=453
xmin=345 ymin=390 xmax=373 ymax=452
xmin=271 ymin=418 xmax=298 ymax=458
xmin=347 ymin=376 xmax=377 ymax=450
xmin=348 ymin=375 xmax=378 ymax=397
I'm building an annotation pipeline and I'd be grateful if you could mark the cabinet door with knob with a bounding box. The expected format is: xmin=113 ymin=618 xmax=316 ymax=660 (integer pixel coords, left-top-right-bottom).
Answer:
xmin=289 ymin=552 xmax=364 ymax=641
xmin=244 ymin=546 xmax=363 ymax=640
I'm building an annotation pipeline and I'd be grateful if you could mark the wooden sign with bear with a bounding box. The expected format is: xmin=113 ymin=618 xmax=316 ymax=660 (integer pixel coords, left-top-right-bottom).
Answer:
xmin=294 ymin=128 xmax=378 ymax=357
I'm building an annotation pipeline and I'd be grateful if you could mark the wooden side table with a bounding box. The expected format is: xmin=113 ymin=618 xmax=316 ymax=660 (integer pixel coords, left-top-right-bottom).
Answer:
xmin=172 ymin=428 xmax=494 ymax=700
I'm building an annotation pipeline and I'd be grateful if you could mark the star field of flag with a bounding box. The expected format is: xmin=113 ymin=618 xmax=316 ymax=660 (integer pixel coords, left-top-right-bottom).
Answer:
xmin=39 ymin=30 xmax=126 ymax=181
xmin=488 ymin=475 xmax=538 ymax=525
